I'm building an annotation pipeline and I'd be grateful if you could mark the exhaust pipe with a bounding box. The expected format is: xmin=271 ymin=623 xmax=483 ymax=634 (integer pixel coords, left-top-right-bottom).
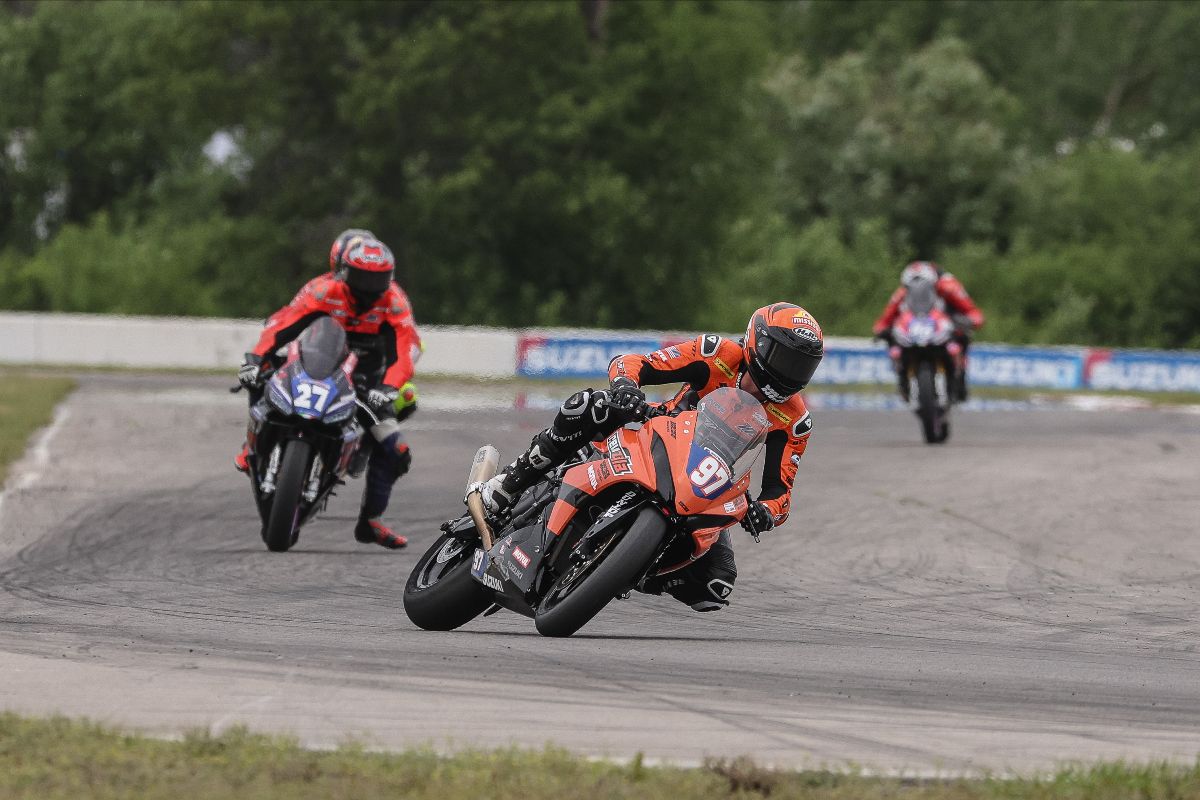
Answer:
xmin=464 ymin=445 xmax=500 ymax=550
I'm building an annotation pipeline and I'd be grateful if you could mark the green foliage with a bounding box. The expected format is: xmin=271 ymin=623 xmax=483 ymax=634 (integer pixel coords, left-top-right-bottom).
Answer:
xmin=0 ymin=0 xmax=1197 ymax=346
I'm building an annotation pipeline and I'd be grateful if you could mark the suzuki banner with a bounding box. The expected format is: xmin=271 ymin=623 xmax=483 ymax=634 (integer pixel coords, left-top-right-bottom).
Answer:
xmin=1085 ymin=349 xmax=1200 ymax=393
xmin=515 ymin=332 xmax=1196 ymax=393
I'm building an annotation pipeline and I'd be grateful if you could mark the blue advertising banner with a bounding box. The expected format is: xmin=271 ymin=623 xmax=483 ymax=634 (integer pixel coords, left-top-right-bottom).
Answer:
xmin=809 ymin=348 xmax=894 ymax=385
xmin=968 ymin=345 xmax=1084 ymax=390
xmin=517 ymin=335 xmax=663 ymax=378
xmin=516 ymin=333 xmax=1199 ymax=393
xmin=1085 ymin=350 xmax=1200 ymax=392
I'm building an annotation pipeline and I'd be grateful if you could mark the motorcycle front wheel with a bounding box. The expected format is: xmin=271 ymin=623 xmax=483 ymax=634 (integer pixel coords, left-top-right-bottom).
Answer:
xmin=916 ymin=361 xmax=948 ymax=445
xmin=534 ymin=507 xmax=668 ymax=638
xmin=263 ymin=439 xmax=311 ymax=552
xmin=404 ymin=533 xmax=493 ymax=631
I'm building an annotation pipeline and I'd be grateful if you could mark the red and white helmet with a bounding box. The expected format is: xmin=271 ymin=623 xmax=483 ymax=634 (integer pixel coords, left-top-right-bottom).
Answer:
xmin=742 ymin=302 xmax=824 ymax=402
xmin=337 ymin=237 xmax=394 ymax=307
xmin=901 ymin=261 xmax=940 ymax=287
xmin=329 ymin=228 xmax=376 ymax=271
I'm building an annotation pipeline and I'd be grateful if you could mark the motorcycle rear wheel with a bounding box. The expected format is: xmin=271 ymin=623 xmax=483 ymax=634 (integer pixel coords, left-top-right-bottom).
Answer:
xmin=404 ymin=533 xmax=493 ymax=631
xmin=263 ymin=439 xmax=310 ymax=552
xmin=535 ymin=507 xmax=668 ymax=638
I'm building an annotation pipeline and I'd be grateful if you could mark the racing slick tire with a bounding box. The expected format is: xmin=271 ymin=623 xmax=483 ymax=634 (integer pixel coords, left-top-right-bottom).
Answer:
xmin=404 ymin=533 xmax=493 ymax=631
xmin=916 ymin=361 xmax=947 ymax=445
xmin=535 ymin=507 xmax=668 ymax=638
xmin=263 ymin=439 xmax=310 ymax=552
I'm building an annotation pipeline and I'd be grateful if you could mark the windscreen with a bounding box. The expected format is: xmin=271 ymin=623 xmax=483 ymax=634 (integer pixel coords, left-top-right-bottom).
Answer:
xmin=297 ymin=316 xmax=349 ymax=380
xmin=905 ymin=279 xmax=939 ymax=315
xmin=691 ymin=387 xmax=771 ymax=488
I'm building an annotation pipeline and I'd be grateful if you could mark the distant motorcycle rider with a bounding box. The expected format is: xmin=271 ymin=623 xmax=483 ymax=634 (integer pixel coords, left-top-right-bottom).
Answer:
xmin=236 ymin=229 xmax=422 ymax=549
xmin=873 ymin=261 xmax=984 ymax=400
xmin=474 ymin=302 xmax=822 ymax=613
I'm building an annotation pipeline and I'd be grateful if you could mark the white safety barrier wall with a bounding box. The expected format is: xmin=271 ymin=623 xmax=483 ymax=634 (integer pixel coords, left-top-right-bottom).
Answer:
xmin=2 ymin=311 xmax=1198 ymax=391
xmin=0 ymin=312 xmax=519 ymax=378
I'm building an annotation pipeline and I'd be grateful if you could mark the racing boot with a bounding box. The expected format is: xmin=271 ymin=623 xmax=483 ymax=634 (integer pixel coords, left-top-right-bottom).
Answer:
xmin=234 ymin=443 xmax=251 ymax=473
xmin=475 ymin=443 xmax=556 ymax=516
xmin=354 ymin=516 xmax=407 ymax=549
xmin=955 ymin=373 xmax=969 ymax=402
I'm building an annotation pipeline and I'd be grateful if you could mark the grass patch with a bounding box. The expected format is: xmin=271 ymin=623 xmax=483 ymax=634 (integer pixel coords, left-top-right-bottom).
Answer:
xmin=0 ymin=370 xmax=75 ymax=485
xmin=0 ymin=714 xmax=1198 ymax=799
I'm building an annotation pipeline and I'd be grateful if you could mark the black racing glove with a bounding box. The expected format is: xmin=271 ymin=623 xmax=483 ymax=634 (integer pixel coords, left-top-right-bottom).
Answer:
xmin=740 ymin=500 xmax=775 ymax=535
xmin=237 ymin=353 xmax=264 ymax=389
xmin=607 ymin=376 xmax=647 ymax=419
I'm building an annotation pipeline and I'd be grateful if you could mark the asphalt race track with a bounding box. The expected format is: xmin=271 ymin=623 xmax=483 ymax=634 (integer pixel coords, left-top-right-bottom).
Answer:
xmin=1 ymin=373 xmax=1198 ymax=773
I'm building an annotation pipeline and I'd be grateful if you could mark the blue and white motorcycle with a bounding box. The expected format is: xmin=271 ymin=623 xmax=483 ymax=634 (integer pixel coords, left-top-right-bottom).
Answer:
xmin=237 ymin=317 xmax=364 ymax=551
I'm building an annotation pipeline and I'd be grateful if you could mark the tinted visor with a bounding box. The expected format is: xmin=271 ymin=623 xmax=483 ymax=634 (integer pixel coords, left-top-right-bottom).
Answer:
xmin=906 ymin=279 xmax=937 ymax=314
xmin=347 ymin=267 xmax=392 ymax=305
xmin=757 ymin=335 xmax=821 ymax=391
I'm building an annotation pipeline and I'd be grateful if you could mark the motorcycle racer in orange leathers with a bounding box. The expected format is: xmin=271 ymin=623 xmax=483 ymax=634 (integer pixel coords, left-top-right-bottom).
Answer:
xmin=475 ymin=302 xmax=822 ymax=612
xmin=873 ymin=261 xmax=984 ymax=400
xmin=236 ymin=230 xmax=422 ymax=549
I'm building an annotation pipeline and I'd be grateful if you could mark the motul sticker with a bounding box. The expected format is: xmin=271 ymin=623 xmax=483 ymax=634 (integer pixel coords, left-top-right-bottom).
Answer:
xmin=713 ymin=357 xmax=735 ymax=380
xmin=512 ymin=546 xmax=531 ymax=568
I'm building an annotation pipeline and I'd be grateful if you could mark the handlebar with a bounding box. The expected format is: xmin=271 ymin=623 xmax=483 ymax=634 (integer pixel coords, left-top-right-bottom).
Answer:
xmin=229 ymin=365 xmax=276 ymax=394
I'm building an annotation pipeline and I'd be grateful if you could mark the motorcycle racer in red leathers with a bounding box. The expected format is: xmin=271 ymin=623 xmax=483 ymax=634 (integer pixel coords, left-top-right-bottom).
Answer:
xmin=873 ymin=261 xmax=984 ymax=400
xmin=236 ymin=230 xmax=422 ymax=549
xmin=475 ymin=302 xmax=822 ymax=613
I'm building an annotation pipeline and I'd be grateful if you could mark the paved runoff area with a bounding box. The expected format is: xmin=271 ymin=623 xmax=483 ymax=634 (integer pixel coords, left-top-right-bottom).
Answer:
xmin=0 ymin=373 xmax=1198 ymax=774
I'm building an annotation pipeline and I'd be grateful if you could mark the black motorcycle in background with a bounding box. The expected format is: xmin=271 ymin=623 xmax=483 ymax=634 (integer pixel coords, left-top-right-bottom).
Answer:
xmin=233 ymin=317 xmax=365 ymax=551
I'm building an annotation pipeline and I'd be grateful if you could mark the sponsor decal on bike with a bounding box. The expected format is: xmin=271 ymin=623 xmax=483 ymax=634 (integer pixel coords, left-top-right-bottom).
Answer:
xmin=512 ymin=546 xmax=531 ymax=568
xmin=667 ymin=420 xmax=678 ymax=439
xmin=602 ymin=491 xmax=637 ymax=519
xmin=606 ymin=433 xmax=633 ymax=475
xmin=587 ymin=465 xmax=598 ymax=490
xmin=713 ymin=357 xmax=735 ymax=380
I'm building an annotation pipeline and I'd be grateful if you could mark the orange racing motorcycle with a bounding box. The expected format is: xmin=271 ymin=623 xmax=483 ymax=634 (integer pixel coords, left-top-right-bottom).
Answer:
xmin=403 ymin=387 xmax=769 ymax=637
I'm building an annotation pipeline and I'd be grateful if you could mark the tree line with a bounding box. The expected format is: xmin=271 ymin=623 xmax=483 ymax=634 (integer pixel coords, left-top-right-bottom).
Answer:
xmin=1 ymin=0 xmax=1197 ymax=348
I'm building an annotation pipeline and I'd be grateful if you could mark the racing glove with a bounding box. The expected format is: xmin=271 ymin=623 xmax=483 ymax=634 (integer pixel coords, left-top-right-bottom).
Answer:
xmin=740 ymin=500 xmax=775 ymax=535
xmin=365 ymin=386 xmax=400 ymax=418
xmin=393 ymin=382 xmax=419 ymax=422
xmin=237 ymin=354 xmax=264 ymax=389
xmin=607 ymin=376 xmax=647 ymax=419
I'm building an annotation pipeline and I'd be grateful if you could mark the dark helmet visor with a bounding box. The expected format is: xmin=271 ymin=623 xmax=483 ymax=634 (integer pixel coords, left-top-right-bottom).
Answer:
xmin=757 ymin=335 xmax=822 ymax=391
xmin=346 ymin=267 xmax=392 ymax=306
